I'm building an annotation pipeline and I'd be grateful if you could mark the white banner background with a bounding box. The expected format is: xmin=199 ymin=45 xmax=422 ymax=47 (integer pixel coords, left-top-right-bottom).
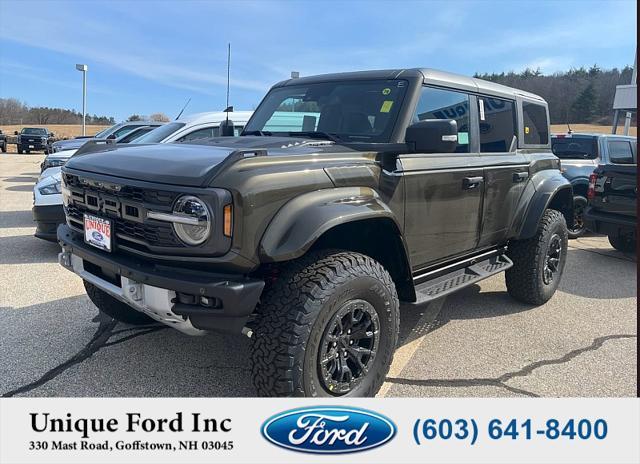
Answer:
xmin=1 ymin=398 xmax=638 ymax=464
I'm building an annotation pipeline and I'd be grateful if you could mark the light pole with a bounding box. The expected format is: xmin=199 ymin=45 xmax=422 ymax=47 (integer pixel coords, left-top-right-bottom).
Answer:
xmin=75 ymin=64 xmax=88 ymax=136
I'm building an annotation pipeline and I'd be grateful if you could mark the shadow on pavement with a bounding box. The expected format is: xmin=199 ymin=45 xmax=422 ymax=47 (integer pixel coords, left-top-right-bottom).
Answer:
xmin=3 ymin=176 xmax=38 ymax=183
xmin=5 ymin=184 xmax=35 ymax=192
xmin=0 ymin=210 xmax=35 ymax=228
xmin=0 ymin=234 xmax=60 ymax=264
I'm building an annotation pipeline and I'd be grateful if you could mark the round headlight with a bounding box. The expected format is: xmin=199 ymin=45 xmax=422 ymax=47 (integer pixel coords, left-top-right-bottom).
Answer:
xmin=172 ymin=195 xmax=211 ymax=245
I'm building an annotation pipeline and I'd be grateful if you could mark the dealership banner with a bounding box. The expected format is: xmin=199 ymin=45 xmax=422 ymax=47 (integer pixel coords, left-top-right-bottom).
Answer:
xmin=0 ymin=398 xmax=638 ymax=463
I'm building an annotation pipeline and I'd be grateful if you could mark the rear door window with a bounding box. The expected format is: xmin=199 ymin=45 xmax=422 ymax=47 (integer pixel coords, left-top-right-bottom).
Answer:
xmin=477 ymin=97 xmax=516 ymax=152
xmin=522 ymin=102 xmax=549 ymax=145
xmin=178 ymin=126 xmax=219 ymax=142
xmin=608 ymin=140 xmax=636 ymax=164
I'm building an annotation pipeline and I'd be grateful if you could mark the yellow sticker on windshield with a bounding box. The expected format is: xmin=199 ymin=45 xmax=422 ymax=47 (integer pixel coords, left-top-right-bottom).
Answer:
xmin=380 ymin=100 xmax=394 ymax=113
xmin=382 ymin=88 xmax=391 ymax=95
xmin=525 ymin=126 xmax=530 ymax=134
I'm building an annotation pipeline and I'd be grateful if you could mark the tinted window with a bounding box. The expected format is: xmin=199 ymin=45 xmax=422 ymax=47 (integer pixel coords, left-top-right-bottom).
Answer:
xmin=608 ymin=140 xmax=636 ymax=164
xmin=551 ymin=137 xmax=598 ymax=159
xmin=245 ymin=79 xmax=408 ymax=143
xmin=118 ymin=127 xmax=154 ymax=143
xmin=134 ymin=122 xmax=186 ymax=143
xmin=414 ymin=87 xmax=470 ymax=153
xmin=21 ymin=128 xmax=47 ymax=135
xmin=178 ymin=126 xmax=219 ymax=142
xmin=523 ymin=102 xmax=549 ymax=145
xmin=478 ymin=97 xmax=516 ymax=152
xmin=112 ymin=125 xmax=139 ymax=138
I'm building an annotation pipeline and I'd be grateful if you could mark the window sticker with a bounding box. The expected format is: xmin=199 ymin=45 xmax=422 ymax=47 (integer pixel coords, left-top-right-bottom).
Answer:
xmin=479 ymin=99 xmax=486 ymax=121
xmin=525 ymin=126 xmax=530 ymax=134
xmin=382 ymin=88 xmax=391 ymax=96
xmin=458 ymin=132 xmax=469 ymax=145
xmin=380 ymin=100 xmax=394 ymax=113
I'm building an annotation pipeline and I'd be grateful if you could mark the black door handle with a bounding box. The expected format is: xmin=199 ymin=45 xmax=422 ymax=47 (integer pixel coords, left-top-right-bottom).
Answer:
xmin=463 ymin=176 xmax=483 ymax=189
xmin=513 ymin=172 xmax=528 ymax=182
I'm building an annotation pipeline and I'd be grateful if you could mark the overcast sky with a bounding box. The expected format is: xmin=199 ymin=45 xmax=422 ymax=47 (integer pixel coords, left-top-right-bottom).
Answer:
xmin=0 ymin=0 xmax=636 ymax=121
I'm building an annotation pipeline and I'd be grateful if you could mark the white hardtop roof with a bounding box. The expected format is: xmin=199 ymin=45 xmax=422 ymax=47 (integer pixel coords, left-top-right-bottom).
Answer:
xmin=177 ymin=110 xmax=254 ymax=125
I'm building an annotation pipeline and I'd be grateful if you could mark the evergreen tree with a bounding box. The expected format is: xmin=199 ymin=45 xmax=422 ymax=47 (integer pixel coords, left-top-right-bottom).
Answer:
xmin=571 ymin=83 xmax=597 ymax=123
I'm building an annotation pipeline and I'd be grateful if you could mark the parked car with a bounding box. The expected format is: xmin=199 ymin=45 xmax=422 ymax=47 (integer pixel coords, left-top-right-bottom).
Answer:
xmin=0 ymin=130 xmax=6 ymax=153
xmin=583 ymin=135 xmax=637 ymax=253
xmin=58 ymin=68 xmax=571 ymax=397
xmin=132 ymin=110 xmax=253 ymax=144
xmin=551 ymin=132 xmax=636 ymax=238
xmin=40 ymin=124 xmax=160 ymax=173
xmin=15 ymin=127 xmax=54 ymax=154
xmin=49 ymin=120 xmax=163 ymax=153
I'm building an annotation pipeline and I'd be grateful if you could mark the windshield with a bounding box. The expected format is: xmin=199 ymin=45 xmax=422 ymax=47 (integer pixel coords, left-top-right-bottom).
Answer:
xmin=133 ymin=122 xmax=186 ymax=143
xmin=551 ymin=137 xmax=598 ymax=159
xmin=93 ymin=127 xmax=112 ymax=138
xmin=21 ymin=128 xmax=47 ymax=135
xmin=243 ymin=79 xmax=408 ymax=143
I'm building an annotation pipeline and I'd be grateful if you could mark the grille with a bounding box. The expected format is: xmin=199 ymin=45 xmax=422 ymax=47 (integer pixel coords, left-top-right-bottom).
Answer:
xmin=64 ymin=174 xmax=184 ymax=249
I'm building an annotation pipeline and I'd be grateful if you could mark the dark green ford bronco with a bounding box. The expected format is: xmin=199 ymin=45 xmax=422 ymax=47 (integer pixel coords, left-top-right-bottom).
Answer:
xmin=58 ymin=68 xmax=572 ymax=397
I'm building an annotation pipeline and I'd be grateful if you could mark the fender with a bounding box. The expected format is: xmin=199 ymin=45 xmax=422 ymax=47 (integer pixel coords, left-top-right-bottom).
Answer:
xmin=260 ymin=187 xmax=404 ymax=262
xmin=569 ymin=177 xmax=590 ymax=196
xmin=512 ymin=170 xmax=573 ymax=240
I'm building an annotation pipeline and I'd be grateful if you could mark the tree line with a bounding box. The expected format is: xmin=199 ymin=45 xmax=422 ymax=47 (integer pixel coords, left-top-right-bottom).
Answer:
xmin=474 ymin=65 xmax=635 ymax=125
xmin=0 ymin=98 xmax=116 ymax=125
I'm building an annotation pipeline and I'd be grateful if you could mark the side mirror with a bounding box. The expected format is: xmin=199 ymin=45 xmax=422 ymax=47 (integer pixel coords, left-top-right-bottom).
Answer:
xmin=14 ymin=131 xmax=19 ymax=135
xmin=219 ymin=118 xmax=235 ymax=137
xmin=106 ymin=134 xmax=117 ymax=140
xmin=405 ymin=119 xmax=458 ymax=153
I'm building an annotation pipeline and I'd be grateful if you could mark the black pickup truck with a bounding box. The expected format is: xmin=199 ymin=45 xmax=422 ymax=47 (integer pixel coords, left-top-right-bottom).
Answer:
xmin=584 ymin=136 xmax=637 ymax=253
xmin=0 ymin=130 xmax=7 ymax=153
xmin=58 ymin=68 xmax=572 ymax=397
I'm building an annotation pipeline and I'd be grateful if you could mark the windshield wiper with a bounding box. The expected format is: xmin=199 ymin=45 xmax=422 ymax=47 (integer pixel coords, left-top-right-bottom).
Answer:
xmin=288 ymin=131 xmax=342 ymax=143
xmin=242 ymin=130 xmax=272 ymax=136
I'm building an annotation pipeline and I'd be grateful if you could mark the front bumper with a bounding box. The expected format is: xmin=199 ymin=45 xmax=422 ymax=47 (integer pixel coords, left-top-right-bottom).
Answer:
xmin=33 ymin=204 xmax=65 ymax=241
xmin=57 ymin=224 xmax=265 ymax=335
xmin=583 ymin=206 xmax=637 ymax=237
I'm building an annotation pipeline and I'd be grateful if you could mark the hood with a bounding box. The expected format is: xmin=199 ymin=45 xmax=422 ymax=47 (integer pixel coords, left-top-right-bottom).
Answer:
xmin=48 ymin=149 xmax=78 ymax=160
xmin=63 ymin=136 xmax=353 ymax=187
xmin=53 ymin=138 xmax=92 ymax=150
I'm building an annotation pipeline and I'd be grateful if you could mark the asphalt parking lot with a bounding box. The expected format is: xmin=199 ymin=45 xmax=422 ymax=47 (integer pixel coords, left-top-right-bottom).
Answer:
xmin=0 ymin=153 xmax=637 ymax=398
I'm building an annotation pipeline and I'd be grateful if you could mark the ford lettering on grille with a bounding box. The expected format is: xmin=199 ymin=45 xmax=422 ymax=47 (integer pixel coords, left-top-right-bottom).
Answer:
xmin=261 ymin=406 xmax=396 ymax=454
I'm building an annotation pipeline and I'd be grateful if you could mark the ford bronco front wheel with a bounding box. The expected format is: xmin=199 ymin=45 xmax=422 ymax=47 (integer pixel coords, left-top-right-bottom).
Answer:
xmin=84 ymin=281 xmax=155 ymax=325
xmin=249 ymin=250 xmax=399 ymax=397
xmin=506 ymin=209 xmax=568 ymax=305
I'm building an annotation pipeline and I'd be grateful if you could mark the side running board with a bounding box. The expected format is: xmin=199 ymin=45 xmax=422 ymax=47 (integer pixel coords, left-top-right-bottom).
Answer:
xmin=413 ymin=253 xmax=513 ymax=304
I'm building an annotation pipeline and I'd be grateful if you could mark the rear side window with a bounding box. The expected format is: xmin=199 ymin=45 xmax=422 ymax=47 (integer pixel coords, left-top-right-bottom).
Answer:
xmin=414 ymin=86 xmax=470 ymax=153
xmin=608 ymin=140 xmax=636 ymax=164
xmin=478 ymin=97 xmax=516 ymax=152
xmin=178 ymin=126 xmax=219 ymax=142
xmin=522 ymin=102 xmax=549 ymax=145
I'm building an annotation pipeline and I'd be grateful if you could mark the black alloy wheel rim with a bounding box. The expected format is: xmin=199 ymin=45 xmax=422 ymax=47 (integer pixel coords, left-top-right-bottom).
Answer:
xmin=570 ymin=201 xmax=586 ymax=234
xmin=318 ymin=299 xmax=380 ymax=395
xmin=543 ymin=233 xmax=562 ymax=285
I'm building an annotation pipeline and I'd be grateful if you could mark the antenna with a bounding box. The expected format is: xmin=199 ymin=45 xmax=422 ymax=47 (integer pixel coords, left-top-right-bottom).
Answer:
xmin=175 ymin=98 xmax=191 ymax=120
xmin=226 ymin=43 xmax=231 ymax=124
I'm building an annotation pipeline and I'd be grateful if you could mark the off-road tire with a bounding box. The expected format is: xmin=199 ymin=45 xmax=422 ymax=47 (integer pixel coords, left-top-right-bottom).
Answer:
xmin=84 ymin=281 xmax=154 ymax=325
xmin=17 ymin=147 xmax=23 ymax=154
xmin=608 ymin=234 xmax=636 ymax=253
xmin=250 ymin=250 xmax=399 ymax=397
xmin=506 ymin=209 xmax=568 ymax=305
xmin=567 ymin=195 xmax=587 ymax=239
xmin=1 ymin=143 xmax=6 ymax=153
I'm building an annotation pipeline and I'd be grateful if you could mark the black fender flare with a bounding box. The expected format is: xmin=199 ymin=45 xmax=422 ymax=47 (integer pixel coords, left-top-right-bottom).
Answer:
xmin=259 ymin=187 xmax=405 ymax=262
xmin=569 ymin=177 xmax=590 ymax=196
xmin=513 ymin=171 xmax=574 ymax=240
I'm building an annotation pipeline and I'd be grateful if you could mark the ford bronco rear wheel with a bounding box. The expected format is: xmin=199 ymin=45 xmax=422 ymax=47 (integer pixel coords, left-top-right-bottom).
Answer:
xmin=84 ymin=281 xmax=155 ymax=325
xmin=249 ymin=250 xmax=399 ymax=397
xmin=506 ymin=209 xmax=568 ymax=305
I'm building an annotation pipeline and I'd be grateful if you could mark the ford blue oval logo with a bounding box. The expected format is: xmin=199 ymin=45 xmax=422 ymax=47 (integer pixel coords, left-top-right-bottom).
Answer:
xmin=92 ymin=231 xmax=103 ymax=241
xmin=261 ymin=406 xmax=396 ymax=454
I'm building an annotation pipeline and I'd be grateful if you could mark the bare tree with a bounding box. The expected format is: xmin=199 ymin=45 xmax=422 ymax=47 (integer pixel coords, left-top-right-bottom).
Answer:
xmin=149 ymin=112 xmax=170 ymax=122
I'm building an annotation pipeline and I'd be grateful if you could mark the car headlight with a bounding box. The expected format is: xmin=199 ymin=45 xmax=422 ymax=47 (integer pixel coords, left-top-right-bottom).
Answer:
xmin=171 ymin=195 xmax=211 ymax=245
xmin=39 ymin=179 xmax=62 ymax=195
xmin=43 ymin=158 xmax=66 ymax=170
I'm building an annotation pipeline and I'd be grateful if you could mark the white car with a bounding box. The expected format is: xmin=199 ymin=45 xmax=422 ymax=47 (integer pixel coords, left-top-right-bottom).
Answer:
xmin=32 ymin=171 xmax=64 ymax=241
xmin=32 ymin=111 xmax=253 ymax=241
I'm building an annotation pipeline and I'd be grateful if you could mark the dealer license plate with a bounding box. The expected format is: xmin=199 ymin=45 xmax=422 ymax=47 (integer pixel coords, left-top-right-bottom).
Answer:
xmin=84 ymin=213 xmax=112 ymax=252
